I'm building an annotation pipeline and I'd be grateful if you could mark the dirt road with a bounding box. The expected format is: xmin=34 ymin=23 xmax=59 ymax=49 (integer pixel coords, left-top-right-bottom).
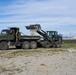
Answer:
xmin=0 ymin=48 xmax=76 ymax=75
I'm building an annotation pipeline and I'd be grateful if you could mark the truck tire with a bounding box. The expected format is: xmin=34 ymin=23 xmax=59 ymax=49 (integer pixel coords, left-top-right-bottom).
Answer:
xmin=30 ymin=41 xmax=37 ymax=49
xmin=0 ymin=41 xmax=9 ymax=50
xmin=43 ymin=41 xmax=50 ymax=48
xmin=22 ymin=41 xmax=29 ymax=49
xmin=53 ymin=41 xmax=61 ymax=48
xmin=59 ymin=38 xmax=62 ymax=44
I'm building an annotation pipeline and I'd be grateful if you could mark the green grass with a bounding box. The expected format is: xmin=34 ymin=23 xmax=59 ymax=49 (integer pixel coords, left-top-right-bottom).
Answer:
xmin=62 ymin=43 xmax=76 ymax=48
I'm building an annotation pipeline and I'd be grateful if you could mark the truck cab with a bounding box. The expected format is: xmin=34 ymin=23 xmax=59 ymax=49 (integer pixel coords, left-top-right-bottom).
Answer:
xmin=47 ymin=31 xmax=62 ymax=43
xmin=47 ymin=31 xmax=58 ymax=37
xmin=0 ymin=27 xmax=20 ymax=50
xmin=0 ymin=27 xmax=19 ymax=41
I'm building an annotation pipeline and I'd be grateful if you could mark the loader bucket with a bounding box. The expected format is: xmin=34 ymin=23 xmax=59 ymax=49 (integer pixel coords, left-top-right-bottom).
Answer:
xmin=25 ymin=24 xmax=41 ymax=31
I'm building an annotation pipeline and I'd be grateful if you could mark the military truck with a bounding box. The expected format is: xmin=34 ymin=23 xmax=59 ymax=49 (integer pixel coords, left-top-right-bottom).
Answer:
xmin=0 ymin=27 xmax=40 ymax=50
xmin=26 ymin=24 xmax=62 ymax=48
xmin=0 ymin=24 xmax=62 ymax=50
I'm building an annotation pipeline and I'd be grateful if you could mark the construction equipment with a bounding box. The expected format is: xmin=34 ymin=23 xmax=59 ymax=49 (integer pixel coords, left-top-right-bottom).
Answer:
xmin=0 ymin=24 xmax=62 ymax=50
xmin=26 ymin=24 xmax=62 ymax=48
xmin=0 ymin=27 xmax=40 ymax=50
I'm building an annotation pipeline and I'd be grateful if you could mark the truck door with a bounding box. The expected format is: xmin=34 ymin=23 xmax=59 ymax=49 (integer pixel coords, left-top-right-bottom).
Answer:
xmin=7 ymin=30 xmax=16 ymax=41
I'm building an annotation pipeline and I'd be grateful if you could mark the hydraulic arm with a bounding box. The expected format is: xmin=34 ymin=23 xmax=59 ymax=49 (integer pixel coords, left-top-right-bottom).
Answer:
xmin=25 ymin=24 xmax=52 ymax=42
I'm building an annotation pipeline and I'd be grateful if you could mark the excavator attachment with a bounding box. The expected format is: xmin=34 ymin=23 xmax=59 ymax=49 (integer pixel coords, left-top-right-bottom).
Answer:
xmin=25 ymin=24 xmax=41 ymax=31
xmin=25 ymin=24 xmax=50 ymax=41
xmin=25 ymin=24 xmax=62 ymax=48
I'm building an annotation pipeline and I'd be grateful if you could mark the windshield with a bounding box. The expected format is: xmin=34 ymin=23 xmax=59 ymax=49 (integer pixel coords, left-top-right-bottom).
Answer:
xmin=47 ymin=32 xmax=54 ymax=36
xmin=1 ymin=30 xmax=8 ymax=35
xmin=47 ymin=31 xmax=58 ymax=37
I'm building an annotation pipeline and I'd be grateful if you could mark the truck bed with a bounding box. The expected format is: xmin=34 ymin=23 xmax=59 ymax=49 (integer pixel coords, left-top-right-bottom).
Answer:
xmin=20 ymin=35 xmax=40 ymax=40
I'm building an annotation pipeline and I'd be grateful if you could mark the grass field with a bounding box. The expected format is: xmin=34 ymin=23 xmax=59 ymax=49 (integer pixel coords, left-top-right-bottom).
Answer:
xmin=62 ymin=43 xmax=76 ymax=48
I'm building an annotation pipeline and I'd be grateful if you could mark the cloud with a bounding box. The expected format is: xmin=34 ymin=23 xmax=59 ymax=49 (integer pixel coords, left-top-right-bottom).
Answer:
xmin=0 ymin=0 xmax=76 ymax=35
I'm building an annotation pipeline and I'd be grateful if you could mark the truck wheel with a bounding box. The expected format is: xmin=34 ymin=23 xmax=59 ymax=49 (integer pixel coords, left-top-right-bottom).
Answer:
xmin=59 ymin=38 xmax=62 ymax=44
xmin=0 ymin=41 xmax=9 ymax=50
xmin=30 ymin=41 xmax=37 ymax=49
xmin=43 ymin=41 xmax=50 ymax=48
xmin=56 ymin=42 xmax=61 ymax=48
xmin=15 ymin=46 xmax=22 ymax=49
xmin=22 ymin=41 xmax=29 ymax=49
xmin=53 ymin=41 xmax=61 ymax=48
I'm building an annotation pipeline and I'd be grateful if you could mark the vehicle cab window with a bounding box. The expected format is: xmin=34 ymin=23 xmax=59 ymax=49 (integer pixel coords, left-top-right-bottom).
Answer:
xmin=1 ymin=30 xmax=7 ymax=35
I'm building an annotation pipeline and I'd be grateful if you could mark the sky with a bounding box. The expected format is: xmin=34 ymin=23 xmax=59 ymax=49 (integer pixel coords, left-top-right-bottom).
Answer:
xmin=0 ymin=0 xmax=76 ymax=37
